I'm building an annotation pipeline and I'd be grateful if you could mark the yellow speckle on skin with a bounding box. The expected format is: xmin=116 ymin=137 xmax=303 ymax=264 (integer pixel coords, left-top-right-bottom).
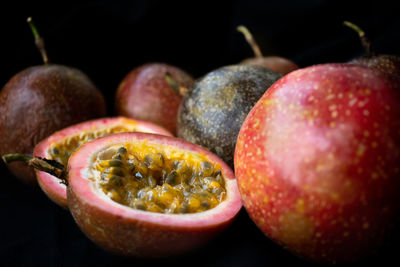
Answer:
xmin=363 ymin=130 xmax=370 ymax=137
xmin=296 ymin=198 xmax=305 ymax=213
xmin=363 ymin=222 xmax=370 ymax=229
xmin=279 ymin=212 xmax=314 ymax=246
xmin=363 ymin=110 xmax=370 ymax=116
xmin=316 ymin=164 xmax=324 ymax=172
xmin=371 ymin=141 xmax=378 ymax=148
xmin=263 ymin=196 xmax=270 ymax=203
xmin=365 ymin=89 xmax=371 ymax=95
xmin=371 ymin=172 xmax=379 ymax=179
xmin=331 ymin=193 xmax=340 ymax=200
xmin=356 ymin=144 xmax=366 ymax=157
xmin=330 ymin=122 xmax=336 ymax=128
xmin=326 ymin=94 xmax=335 ymax=100
xmin=331 ymin=111 xmax=338 ymax=118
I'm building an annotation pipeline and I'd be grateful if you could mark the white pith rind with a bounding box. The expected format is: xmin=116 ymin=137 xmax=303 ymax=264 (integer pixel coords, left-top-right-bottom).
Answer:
xmin=34 ymin=117 xmax=173 ymax=208
xmin=68 ymin=132 xmax=242 ymax=228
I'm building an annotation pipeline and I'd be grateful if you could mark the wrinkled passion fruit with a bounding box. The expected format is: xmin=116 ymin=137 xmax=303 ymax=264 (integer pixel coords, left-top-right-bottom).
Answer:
xmin=34 ymin=117 xmax=172 ymax=209
xmin=177 ymin=64 xmax=281 ymax=167
xmin=9 ymin=133 xmax=242 ymax=257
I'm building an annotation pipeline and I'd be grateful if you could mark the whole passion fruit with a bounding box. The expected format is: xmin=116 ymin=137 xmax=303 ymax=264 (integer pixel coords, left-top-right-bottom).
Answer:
xmin=0 ymin=18 xmax=106 ymax=184
xmin=4 ymin=132 xmax=242 ymax=257
xmin=115 ymin=63 xmax=194 ymax=135
xmin=237 ymin=25 xmax=299 ymax=75
xmin=34 ymin=117 xmax=172 ymax=209
xmin=234 ymin=64 xmax=400 ymax=263
xmin=177 ymin=64 xmax=281 ymax=167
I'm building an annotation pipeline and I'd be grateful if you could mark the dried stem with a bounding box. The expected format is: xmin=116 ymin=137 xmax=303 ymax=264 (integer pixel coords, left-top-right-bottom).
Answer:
xmin=344 ymin=21 xmax=375 ymax=58
xmin=27 ymin=17 xmax=49 ymax=64
xmin=2 ymin=154 xmax=67 ymax=185
xmin=237 ymin=25 xmax=263 ymax=58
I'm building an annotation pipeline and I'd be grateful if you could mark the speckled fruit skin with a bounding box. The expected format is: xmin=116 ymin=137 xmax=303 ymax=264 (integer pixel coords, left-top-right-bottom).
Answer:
xmin=34 ymin=117 xmax=172 ymax=209
xmin=234 ymin=63 xmax=400 ymax=264
xmin=177 ymin=65 xmax=281 ymax=167
xmin=67 ymin=132 xmax=242 ymax=257
xmin=351 ymin=54 xmax=400 ymax=78
xmin=0 ymin=64 xmax=106 ymax=184
xmin=241 ymin=56 xmax=299 ymax=75
xmin=115 ymin=63 xmax=194 ymax=135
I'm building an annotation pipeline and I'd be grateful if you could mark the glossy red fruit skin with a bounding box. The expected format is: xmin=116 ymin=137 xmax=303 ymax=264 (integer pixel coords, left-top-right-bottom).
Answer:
xmin=67 ymin=132 xmax=242 ymax=257
xmin=115 ymin=63 xmax=194 ymax=135
xmin=34 ymin=117 xmax=173 ymax=209
xmin=234 ymin=63 xmax=400 ymax=263
xmin=242 ymin=56 xmax=299 ymax=75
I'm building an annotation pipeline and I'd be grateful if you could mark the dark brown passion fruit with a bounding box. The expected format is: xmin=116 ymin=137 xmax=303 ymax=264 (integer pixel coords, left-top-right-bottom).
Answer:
xmin=34 ymin=117 xmax=172 ymax=209
xmin=0 ymin=18 xmax=106 ymax=184
xmin=0 ymin=64 xmax=106 ymax=184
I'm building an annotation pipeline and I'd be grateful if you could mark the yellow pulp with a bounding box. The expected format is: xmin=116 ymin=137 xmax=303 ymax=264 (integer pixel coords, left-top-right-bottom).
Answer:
xmin=48 ymin=125 xmax=136 ymax=167
xmin=90 ymin=140 xmax=226 ymax=214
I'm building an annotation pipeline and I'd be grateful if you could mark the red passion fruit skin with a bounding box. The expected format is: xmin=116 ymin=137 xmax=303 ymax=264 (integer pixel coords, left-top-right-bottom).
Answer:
xmin=115 ymin=63 xmax=194 ymax=135
xmin=34 ymin=117 xmax=173 ymax=209
xmin=66 ymin=132 xmax=242 ymax=257
xmin=234 ymin=64 xmax=400 ymax=263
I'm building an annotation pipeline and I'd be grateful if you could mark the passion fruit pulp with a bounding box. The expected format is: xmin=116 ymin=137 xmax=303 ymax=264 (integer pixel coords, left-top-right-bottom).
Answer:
xmin=66 ymin=132 xmax=241 ymax=257
xmin=34 ymin=117 xmax=172 ymax=209
xmin=92 ymin=142 xmax=226 ymax=214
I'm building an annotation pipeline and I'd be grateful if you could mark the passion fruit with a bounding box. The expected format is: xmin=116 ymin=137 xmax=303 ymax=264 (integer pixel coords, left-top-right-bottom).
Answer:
xmin=33 ymin=117 xmax=172 ymax=209
xmin=177 ymin=64 xmax=281 ymax=167
xmin=0 ymin=18 xmax=106 ymax=184
xmin=237 ymin=25 xmax=298 ymax=75
xmin=3 ymin=132 xmax=242 ymax=257
xmin=115 ymin=63 xmax=194 ymax=135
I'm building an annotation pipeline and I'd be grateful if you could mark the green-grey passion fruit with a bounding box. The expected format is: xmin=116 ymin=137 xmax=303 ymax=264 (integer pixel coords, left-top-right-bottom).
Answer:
xmin=177 ymin=65 xmax=281 ymax=167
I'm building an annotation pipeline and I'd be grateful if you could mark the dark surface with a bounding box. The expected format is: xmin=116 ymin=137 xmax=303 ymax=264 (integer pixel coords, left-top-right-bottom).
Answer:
xmin=1 ymin=1 xmax=400 ymax=266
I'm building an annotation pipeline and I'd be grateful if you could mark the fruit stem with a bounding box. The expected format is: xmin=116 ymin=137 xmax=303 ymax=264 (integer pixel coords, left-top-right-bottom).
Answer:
xmin=343 ymin=21 xmax=375 ymax=58
xmin=2 ymin=153 xmax=67 ymax=185
xmin=237 ymin=25 xmax=263 ymax=58
xmin=165 ymin=72 xmax=188 ymax=96
xmin=27 ymin=17 xmax=49 ymax=64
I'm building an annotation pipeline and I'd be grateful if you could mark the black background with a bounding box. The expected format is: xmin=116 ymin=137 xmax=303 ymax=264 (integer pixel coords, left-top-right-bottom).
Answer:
xmin=1 ymin=1 xmax=400 ymax=266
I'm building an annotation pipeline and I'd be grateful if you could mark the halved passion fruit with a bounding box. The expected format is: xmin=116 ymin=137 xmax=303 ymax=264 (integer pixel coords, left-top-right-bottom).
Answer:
xmin=65 ymin=132 xmax=241 ymax=257
xmin=34 ymin=117 xmax=173 ymax=209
